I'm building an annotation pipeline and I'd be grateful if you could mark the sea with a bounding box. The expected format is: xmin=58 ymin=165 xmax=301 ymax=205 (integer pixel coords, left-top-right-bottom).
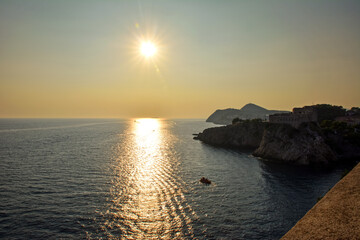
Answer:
xmin=0 ymin=118 xmax=353 ymax=239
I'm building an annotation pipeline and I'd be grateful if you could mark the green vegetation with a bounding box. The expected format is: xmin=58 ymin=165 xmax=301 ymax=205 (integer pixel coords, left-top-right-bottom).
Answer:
xmin=311 ymin=104 xmax=346 ymax=122
xmin=320 ymin=120 xmax=360 ymax=145
xmin=232 ymin=118 xmax=263 ymax=125
xmin=232 ymin=117 xmax=241 ymax=124
xmin=320 ymin=120 xmax=348 ymax=131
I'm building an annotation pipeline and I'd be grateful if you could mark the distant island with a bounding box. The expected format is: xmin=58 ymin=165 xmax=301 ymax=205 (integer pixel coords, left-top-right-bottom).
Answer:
xmin=196 ymin=104 xmax=360 ymax=165
xmin=206 ymin=103 xmax=289 ymax=125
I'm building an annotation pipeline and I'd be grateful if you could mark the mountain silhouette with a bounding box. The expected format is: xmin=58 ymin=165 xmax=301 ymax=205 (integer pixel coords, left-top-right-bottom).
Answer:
xmin=206 ymin=103 xmax=289 ymax=125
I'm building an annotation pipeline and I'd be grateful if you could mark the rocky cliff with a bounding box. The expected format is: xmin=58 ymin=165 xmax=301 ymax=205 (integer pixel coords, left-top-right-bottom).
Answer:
xmin=323 ymin=131 xmax=360 ymax=161
xmin=206 ymin=103 xmax=289 ymax=125
xmin=253 ymin=123 xmax=336 ymax=165
xmin=196 ymin=121 xmax=344 ymax=165
xmin=197 ymin=121 xmax=266 ymax=149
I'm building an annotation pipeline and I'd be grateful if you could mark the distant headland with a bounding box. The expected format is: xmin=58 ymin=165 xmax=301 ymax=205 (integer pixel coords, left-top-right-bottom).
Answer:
xmin=196 ymin=103 xmax=360 ymax=165
xmin=206 ymin=103 xmax=289 ymax=125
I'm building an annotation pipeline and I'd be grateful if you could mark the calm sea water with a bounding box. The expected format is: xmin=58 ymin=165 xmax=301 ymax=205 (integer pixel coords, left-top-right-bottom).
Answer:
xmin=0 ymin=119 xmax=350 ymax=239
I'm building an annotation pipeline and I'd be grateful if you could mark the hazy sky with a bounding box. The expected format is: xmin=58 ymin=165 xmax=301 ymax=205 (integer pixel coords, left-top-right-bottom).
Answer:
xmin=1 ymin=0 xmax=359 ymax=118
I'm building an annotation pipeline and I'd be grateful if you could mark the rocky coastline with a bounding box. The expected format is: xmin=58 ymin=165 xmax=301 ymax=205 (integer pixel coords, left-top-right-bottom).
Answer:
xmin=195 ymin=121 xmax=360 ymax=165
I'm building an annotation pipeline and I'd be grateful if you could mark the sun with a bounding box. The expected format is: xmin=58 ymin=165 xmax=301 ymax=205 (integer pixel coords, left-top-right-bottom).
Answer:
xmin=140 ymin=41 xmax=157 ymax=58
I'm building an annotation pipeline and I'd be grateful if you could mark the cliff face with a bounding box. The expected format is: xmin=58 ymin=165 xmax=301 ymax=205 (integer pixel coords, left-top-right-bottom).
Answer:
xmin=197 ymin=121 xmax=339 ymax=165
xmin=324 ymin=132 xmax=360 ymax=160
xmin=197 ymin=121 xmax=266 ymax=149
xmin=253 ymin=123 xmax=336 ymax=165
xmin=206 ymin=103 xmax=289 ymax=125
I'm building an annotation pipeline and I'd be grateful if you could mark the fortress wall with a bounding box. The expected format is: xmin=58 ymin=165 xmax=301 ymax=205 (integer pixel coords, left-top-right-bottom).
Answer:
xmin=281 ymin=163 xmax=360 ymax=239
xmin=269 ymin=107 xmax=317 ymax=128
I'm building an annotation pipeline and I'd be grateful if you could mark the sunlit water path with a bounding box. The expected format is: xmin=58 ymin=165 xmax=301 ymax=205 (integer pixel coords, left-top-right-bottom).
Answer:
xmin=0 ymin=119 xmax=350 ymax=239
xmin=101 ymin=119 xmax=195 ymax=239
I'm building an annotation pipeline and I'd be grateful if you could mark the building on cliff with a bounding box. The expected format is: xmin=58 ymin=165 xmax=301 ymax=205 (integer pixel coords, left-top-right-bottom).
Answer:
xmin=269 ymin=106 xmax=317 ymax=128
xmin=335 ymin=115 xmax=360 ymax=126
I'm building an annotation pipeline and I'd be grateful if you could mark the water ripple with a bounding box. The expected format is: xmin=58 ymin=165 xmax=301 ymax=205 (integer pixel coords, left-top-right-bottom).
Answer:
xmin=94 ymin=119 xmax=195 ymax=239
xmin=0 ymin=119 xmax=348 ymax=239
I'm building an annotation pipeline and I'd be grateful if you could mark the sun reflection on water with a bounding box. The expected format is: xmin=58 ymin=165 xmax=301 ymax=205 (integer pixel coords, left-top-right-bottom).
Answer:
xmin=101 ymin=119 xmax=196 ymax=239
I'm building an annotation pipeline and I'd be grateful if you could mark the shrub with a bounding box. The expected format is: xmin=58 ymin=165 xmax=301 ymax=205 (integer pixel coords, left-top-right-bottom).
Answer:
xmin=312 ymin=104 xmax=346 ymax=122
xmin=232 ymin=117 xmax=241 ymax=125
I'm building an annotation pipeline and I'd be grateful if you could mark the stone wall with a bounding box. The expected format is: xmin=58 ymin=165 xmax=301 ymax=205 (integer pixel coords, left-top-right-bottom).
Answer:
xmin=269 ymin=107 xmax=317 ymax=128
xmin=281 ymin=163 xmax=360 ymax=239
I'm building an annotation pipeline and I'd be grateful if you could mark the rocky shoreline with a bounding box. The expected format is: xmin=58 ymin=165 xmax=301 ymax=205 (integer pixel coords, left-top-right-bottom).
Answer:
xmin=195 ymin=121 xmax=360 ymax=165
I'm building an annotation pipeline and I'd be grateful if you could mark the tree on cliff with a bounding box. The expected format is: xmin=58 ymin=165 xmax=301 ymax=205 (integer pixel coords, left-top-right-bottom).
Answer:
xmin=312 ymin=104 xmax=346 ymax=122
xmin=232 ymin=117 xmax=241 ymax=124
xmin=350 ymin=107 xmax=360 ymax=115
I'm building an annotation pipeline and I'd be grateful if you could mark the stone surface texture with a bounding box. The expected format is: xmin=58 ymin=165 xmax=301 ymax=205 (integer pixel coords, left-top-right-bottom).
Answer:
xmin=281 ymin=163 xmax=360 ymax=240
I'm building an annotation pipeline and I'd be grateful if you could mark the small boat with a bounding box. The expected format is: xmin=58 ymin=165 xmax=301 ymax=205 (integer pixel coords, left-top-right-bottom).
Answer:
xmin=200 ymin=177 xmax=211 ymax=184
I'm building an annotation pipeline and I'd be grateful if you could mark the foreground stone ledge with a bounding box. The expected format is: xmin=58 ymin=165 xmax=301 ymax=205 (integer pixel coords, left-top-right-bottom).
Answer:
xmin=281 ymin=163 xmax=360 ymax=240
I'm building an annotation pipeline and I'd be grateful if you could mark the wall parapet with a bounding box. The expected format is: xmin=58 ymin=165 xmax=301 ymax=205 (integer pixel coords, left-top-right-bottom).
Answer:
xmin=281 ymin=163 xmax=360 ymax=239
xmin=269 ymin=106 xmax=317 ymax=128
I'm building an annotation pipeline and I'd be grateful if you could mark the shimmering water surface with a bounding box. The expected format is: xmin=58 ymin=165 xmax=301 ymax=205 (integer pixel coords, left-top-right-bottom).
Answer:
xmin=0 ymin=119 xmax=349 ymax=239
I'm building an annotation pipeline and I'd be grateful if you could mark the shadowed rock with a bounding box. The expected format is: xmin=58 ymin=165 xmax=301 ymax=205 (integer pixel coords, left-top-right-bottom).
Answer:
xmin=253 ymin=123 xmax=336 ymax=165
xmin=197 ymin=120 xmax=266 ymax=150
xmin=196 ymin=121 xmax=339 ymax=165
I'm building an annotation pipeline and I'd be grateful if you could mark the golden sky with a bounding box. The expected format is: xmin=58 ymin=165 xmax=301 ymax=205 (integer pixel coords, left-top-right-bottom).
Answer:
xmin=1 ymin=0 xmax=359 ymax=118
